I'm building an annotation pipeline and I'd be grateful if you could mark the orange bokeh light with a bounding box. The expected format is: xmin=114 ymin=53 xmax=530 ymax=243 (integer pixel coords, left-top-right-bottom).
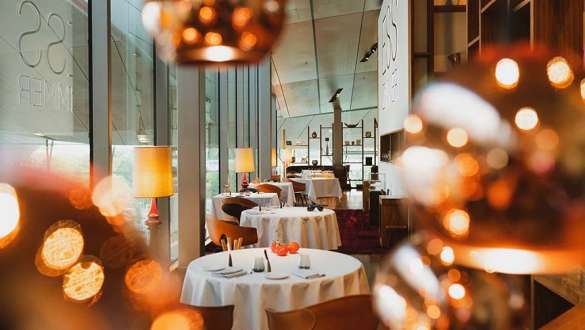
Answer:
xmin=63 ymin=256 xmax=105 ymax=304
xmin=0 ymin=183 xmax=20 ymax=248
xmin=204 ymin=32 xmax=223 ymax=46
xmin=182 ymin=27 xmax=200 ymax=45
xmin=442 ymin=209 xmax=470 ymax=238
xmin=151 ymin=309 xmax=204 ymax=330
xmin=125 ymin=259 xmax=163 ymax=295
xmin=239 ymin=32 xmax=257 ymax=51
xmin=232 ymin=7 xmax=253 ymax=29
xmin=91 ymin=176 xmax=132 ymax=217
xmin=454 ymin=153 xmax=479 ymax=177
xmin=198 ymin=6 xmax=216 ymax=24
xmin=40 ymin=220 xmax=84 ymax=272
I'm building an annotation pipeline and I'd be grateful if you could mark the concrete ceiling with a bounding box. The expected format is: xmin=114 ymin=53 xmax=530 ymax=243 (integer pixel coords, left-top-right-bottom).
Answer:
xmin=272 ymin=0 xmax=381 ymax=119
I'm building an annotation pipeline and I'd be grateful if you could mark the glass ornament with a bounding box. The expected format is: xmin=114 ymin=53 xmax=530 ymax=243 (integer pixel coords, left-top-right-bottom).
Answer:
xmin=373 ymin=235 xmax=530 ymax=330
xmin=399 ymin=45 xmax=585 ymax=274
xmin=142 ymin=0 xmax=287 ymax=65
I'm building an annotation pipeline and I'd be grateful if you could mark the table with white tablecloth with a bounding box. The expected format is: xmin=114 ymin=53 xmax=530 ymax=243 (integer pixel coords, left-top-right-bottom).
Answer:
xmin=181 ymin=248 xmax=369 ymax=330
xmin=250 ymin=182 xmax=295 ymax=206
xmin=290 ymin=177 xmax=343 ymax=202
xmin=212 ymin=193 xmax=280 ymax=221
xmin=240 ymin=207 xmax=341 ymax=250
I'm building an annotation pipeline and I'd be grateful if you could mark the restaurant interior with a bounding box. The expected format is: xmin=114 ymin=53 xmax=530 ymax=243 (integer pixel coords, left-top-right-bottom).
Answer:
xmin=0 ymin=0 xmax=584 ymax=329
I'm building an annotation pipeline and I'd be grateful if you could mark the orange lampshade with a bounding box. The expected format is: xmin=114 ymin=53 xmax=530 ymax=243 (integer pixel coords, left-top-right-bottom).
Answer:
xmin=234 ymin=148 xmax=255 ymax=173
xmin=134 ymin=146 xmax=174 ymax=198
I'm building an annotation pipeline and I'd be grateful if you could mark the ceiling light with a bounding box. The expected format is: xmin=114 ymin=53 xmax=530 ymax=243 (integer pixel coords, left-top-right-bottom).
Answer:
xmin=142 ymin=0 xmax=287 ymax=65
xmin=328 ymin=88 xmax=343 ymax=103
xmin=360 ymin=43 xmax=378 ymax=63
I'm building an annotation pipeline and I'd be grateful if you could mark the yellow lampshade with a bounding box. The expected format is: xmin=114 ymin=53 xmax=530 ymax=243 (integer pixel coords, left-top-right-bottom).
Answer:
xmin=271 ymin=148 xmax=277 ymax=167
xmin=134 ymin=146 xmax=173 ymax=198
xmin=234 ymin=148 xmax=255 ymax=173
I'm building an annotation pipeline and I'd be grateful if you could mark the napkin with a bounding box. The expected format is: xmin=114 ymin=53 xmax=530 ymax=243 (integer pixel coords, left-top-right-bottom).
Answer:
xmin=222 ymin=270 xmax=248 ymax=278
xmin=217 ymin=267 xmax=242 ymax=275
xmin=292 ymin=269 xmax=324 ymax=280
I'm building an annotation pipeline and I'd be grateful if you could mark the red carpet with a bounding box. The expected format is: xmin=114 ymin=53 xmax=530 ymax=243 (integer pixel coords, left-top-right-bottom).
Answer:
xmin=334 ymin=209 xmax=390 ymax=255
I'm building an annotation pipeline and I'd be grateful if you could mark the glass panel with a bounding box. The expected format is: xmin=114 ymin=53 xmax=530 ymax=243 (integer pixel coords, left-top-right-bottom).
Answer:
xmin=169 ymin=65 xmax=179 ymax=262
xmin=0 ymin=0 xmax=90 ymax=181
xmin=227 ymin=68 xmax=237 ymax=191
xmin=111 ymin=0 xmax=155 ymax=235
xmin=205 ymin=68 xmax=220 ymax=215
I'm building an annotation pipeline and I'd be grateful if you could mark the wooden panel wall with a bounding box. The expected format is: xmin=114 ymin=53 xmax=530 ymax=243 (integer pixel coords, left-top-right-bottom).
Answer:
xmin=533 ymin=0 xmax=584 ymax=62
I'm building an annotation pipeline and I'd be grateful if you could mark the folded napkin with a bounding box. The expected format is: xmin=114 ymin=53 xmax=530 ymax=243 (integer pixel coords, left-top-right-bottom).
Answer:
xmin=217 ymin=267 xmax=242 ymax=275
xmin=222 ymin=270 xmax=248 ymax=278
xmin=292 ymin=269 xmax=325 ymax=280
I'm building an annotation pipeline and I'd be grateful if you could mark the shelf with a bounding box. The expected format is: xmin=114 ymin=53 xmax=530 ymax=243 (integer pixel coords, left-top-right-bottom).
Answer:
xmin=481 ymin=0 xmax=496 ymax=13
xmin=512 ymin=0 xmax=530 ymax=12
xmin=363 ymin=136 xmax=376 ymax=139
xmin=342 ymin=126 xmax=362 ymax=129
xmin=433 ymin=5 xmax=466 ymax=13
xmin=467 ymin=36 xmax=480 ymax=47
xmin=292 ymin=144 xmax=308 ymax=147
xmin=343 ymin=161 xmax=363 ymax=164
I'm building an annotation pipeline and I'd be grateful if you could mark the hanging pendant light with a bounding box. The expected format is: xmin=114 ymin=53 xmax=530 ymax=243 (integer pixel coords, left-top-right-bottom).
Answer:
xmin=141 ymin=0 xmax=287 ymax=65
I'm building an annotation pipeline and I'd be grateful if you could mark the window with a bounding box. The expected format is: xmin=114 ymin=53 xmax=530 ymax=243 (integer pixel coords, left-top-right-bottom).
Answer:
xmin=111 ymin=0 xmax=155 ymax=233
xmin=0 ymin=0 xmax=90 ymax=182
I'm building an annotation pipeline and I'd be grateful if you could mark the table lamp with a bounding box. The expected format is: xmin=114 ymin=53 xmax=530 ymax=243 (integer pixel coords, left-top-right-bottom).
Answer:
xmin=234 ymin=148 xmax=255 ymax=191
xmin=134 ymin=146 xmax=174 ymax=227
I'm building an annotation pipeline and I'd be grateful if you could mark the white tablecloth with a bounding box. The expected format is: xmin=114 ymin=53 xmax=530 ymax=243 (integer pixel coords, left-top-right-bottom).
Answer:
xmin=290 ymin=178 xmax=343 ymax=202
xmin=212 ymin=193 xmax=280 ymax=221
xmin=181 ymin=248 xmax=369 ymax=330
xmin=240 ymin=207 xmax=341 ymax=250
xmin=250 ymin=182 xmax=295 ymax=206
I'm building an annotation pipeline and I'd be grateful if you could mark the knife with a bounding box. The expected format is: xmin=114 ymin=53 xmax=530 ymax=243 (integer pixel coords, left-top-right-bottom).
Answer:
xmin=264 ymin=249 xmax=272 ymax=272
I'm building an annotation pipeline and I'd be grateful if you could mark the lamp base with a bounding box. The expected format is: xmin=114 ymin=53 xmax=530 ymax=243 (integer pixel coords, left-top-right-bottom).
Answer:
xmin=144 ymin=198 xmax=161 ymax=227
xmin=241 ymin=173 xmax=249 ymax=190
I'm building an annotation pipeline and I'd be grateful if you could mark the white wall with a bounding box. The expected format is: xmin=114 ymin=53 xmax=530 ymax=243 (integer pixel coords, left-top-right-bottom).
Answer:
xmin=377 ymin=0 xmax=410 ymax=196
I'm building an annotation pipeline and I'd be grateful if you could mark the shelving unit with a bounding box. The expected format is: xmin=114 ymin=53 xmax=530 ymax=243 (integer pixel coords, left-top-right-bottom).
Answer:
xmin=342 ymin=120 xmax=377 ymax=188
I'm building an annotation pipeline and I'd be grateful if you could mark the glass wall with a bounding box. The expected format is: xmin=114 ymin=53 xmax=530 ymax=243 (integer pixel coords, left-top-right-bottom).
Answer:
xmin=169 ymin=65 xmax=179 ymax=261
xmin=111 ymin=0 xmax=155 ymax=232
xmin=205 ymin=69 xmax=220 ymax=214
xmin=0 ymin=0 xmax=90 ymax=181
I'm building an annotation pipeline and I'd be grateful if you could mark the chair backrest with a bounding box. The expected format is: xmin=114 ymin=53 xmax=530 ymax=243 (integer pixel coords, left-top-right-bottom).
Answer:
xmin=291 ymin=180 xmax=306 ymax=193
xmin=206 ymin=217 xmax=258 ymax=248
xmin=266 ymin=295 xmax=378 ymax=330
xmin=184 ymin=304 xmax=234 ymax=330
xmin=255 ymin=184 xmax=282 ymax=199
xmin=222 ymin=197 xmax=257 ymax=220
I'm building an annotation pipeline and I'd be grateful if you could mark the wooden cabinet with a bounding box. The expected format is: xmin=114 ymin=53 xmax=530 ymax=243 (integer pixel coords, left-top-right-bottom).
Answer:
xmin=379 ymin=197 xmax=409 ymax=248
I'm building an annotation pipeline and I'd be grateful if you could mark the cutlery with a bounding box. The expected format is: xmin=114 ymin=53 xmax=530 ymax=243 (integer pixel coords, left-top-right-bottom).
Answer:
xmin=264 ymin=249 xmax=272 ymax=272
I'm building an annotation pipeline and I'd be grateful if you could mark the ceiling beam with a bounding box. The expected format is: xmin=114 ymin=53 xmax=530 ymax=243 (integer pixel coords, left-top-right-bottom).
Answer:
xmin=309 ymin=0 xmax=322 ymax=114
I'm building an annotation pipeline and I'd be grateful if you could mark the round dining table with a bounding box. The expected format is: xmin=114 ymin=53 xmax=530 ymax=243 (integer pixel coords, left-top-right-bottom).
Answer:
xmin=212 ymin=192 xmax=280 ymax=221
xmin=240 ymin=207 xmax=341 ymax=250
xmin=290 ymin=177 xmax=343 ymax=202
xmin=250 ymin=182 xmax=295 ymax=206
xmin=181 ymin=248 xmax=369 ymax=330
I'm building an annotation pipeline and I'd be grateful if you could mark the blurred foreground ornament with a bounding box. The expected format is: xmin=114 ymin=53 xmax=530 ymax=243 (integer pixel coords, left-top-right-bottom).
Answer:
xmin=399 ymin=44 xmax=585 ymax=274
xmin=373 ymin=235 xmax=529 ymax=330
xmin=142 ymin=0 xmax=286 ymax=65
xmin=37 ymin=220 xmax=84 ymax=276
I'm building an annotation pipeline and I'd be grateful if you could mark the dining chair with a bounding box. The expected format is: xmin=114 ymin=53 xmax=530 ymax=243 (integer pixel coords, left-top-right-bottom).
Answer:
xmin=255 ymin=183 xmax=283 ymax=206
xmin=221 ymin=196 xmax=258 ymax=222
xmin=206 ymin=216 xmax=258 ymax=250
xmin=184 ymin=304 xmax=234 ymax=330
xmin=291 ymin=180 xmax=309 ymax=206
xmin=265 ymin=295 xmax=378 ymax=330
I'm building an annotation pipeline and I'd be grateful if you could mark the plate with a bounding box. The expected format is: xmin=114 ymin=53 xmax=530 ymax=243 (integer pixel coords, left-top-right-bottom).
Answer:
xmin=218 ymin=267 xmax=243 ymax=275
xmin=203 ymin=265 xmax=225 ymax=272
xmin=265 ymin=273 xmax=289 ymax=280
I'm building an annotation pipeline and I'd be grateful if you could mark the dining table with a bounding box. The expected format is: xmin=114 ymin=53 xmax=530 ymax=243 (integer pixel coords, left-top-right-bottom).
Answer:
xmin=250 ymin=181 xmax=295 ymax=206
xmin=289 ymin=177 xmax=343 ymax=202
xmin=239 ymin=206 xmax=341 ymax=250
xmin=181 ymin=248 xmax=369 ymax=330
xmin=212 ymin=192 xmax=280 ymax=221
